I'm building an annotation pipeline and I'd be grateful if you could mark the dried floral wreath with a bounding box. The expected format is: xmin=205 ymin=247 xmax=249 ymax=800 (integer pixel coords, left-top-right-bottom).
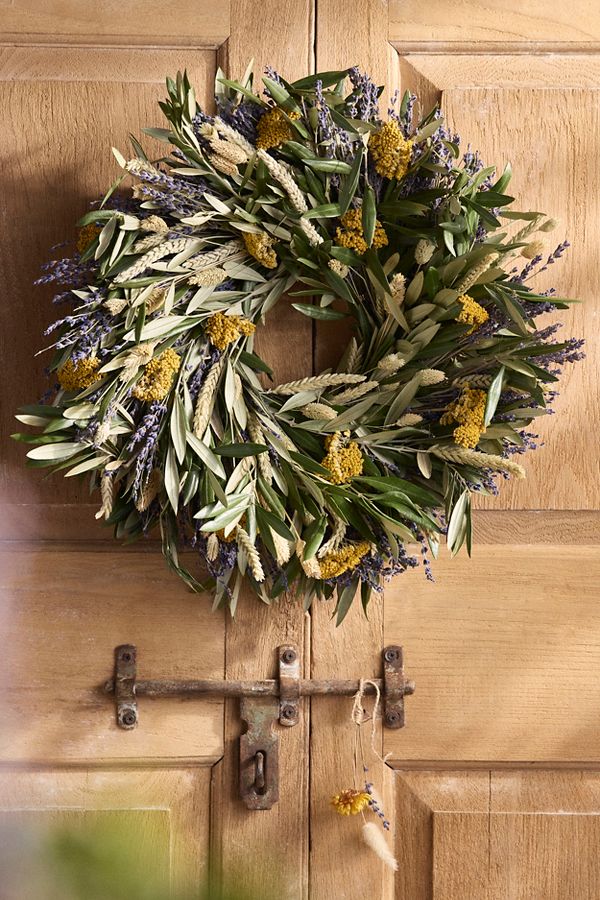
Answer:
xmin=15 ymin=66 xmax=583 ymax=620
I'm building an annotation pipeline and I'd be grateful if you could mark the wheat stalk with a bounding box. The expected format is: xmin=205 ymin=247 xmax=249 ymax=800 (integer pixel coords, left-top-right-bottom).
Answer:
xmin=301 ymin=403 xmax=337 ymax=421
xmin=114 ymin=238 xmax=195 ymax=283
xmin=193 ymin=358 xmax=224 ymax=437
xmin=257 ymin=149 xmax=323 ymax=246
xmin=214 ymin=117 xmax=256 ymax=156
xmin=432 ymin=446 xmax=526 ymax=478
xmin=95 ymin=472 xmax=115 ymax=520
xmin=452 ymin=373 xmax=492 ymax=388
xmin=271 ymin=374 xmax=365 ymax=396
xmin=182 ymin=239 xmax=244 ymax=271
xmin=334 ymin=380 xmax=378 ymax=403
xmin=236 ymin=527 xmax=265 ymax=582
xmin=248 ymin=413 xmax=273 ymax=484
xmin=455 ymin=252 xmax=499 ymax=294
xmin=317 ymin=517 xmax=346 ymax=557
xmin=135 ymin=469 xmax=162 ymax=512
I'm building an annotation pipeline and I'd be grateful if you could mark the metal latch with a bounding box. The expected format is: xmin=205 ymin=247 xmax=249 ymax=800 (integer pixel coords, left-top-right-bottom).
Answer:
xmin=104 ymin=644 xmax=414 ymax=810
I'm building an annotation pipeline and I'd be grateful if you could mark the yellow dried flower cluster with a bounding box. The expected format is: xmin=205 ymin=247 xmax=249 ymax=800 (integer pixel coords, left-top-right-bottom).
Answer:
xmin=243 ymin=231 xmax=278 ymax=268
xmin=369 ymin=120 xmax=412 ymax=181
xmin=204 ymin=312 xmax=256 ymax=351
xmin=57 ymin=356 xmax=100 ymax=391
xmin=441 ymin=387 xmax=487 ymax=449
xmin=319 ymin=541 xmax=371 ymax=580
xmin=321 ymin=431 xmax=364 ymax=484
xmin=132 ymin=348 xmax=180 ymax=402
xmin=335 ymin=208 xmax=388 ymax=255
xmin=76 ymin=223 xmax=102 ymax=254
xmin=256 ymin=107 xmax=300 ymax=149
xmin=456 ymin=293 xmax=489 ymax=333
xmin=331 ymin=789 xmax=371 ymax=816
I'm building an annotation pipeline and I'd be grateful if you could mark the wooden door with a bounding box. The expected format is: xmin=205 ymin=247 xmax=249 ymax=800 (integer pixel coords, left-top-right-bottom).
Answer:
xmin=0 ymin=3 xmax=313 ymax=899
xmin=1 ymin=2 xmax=599 ymax=899
xmin=310 ymin=3 xmax=600 ymax=899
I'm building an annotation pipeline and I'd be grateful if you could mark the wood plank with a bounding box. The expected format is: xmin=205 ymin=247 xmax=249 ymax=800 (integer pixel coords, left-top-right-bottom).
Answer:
xmin=0 ymin=546 xmax=224 ymax=762
xmin=0 ymin=767 xmax=211 ymax=897
xmin=310 ymin=9 xmax=396 ymax=898
xmin=213 ymin=6 xmax=314 ymax=899
xmin=384 ymin=545 xmax=600 ymax=762
xmin=0 ymin=1 xmax=229 ymax=47
xmin=0 ymin=49 xmax=214 ymax=539
xmin=389 ymin=0 xmax=600 ymax=45
xmin=396 ymin=54 xmax=600 ymax=512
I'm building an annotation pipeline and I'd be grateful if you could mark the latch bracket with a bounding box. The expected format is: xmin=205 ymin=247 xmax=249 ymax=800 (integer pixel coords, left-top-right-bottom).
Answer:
xmin=105 ymin=643 xmax=414 ymax=810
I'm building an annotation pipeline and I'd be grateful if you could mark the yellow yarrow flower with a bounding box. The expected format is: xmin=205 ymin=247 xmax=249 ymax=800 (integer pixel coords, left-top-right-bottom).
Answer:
xmin=335 ymin=208 xmax=388 ymax=255
xmin=76 ymin=223 xmax=103 ymax=254
xmin=456 ymin=293 xmax=489 ymax=333
xmin=132 ymin=348 xmax=180 ymax=402
xmin=243 ymin=231 xmax=278 ymax=269
xmin=319 ymin=541 xmax=372 ymax=580
xmin=256 ymin=107 xmax=300 ymax=149
xmin=331 ymin=789 xmax=371 ymax=816
xmin=57 ymin=356 xmax=100 ymax=391
xmin=369 ymin=120 xmax=413 ymax=181
xmin=204 ymin=312 xmax=256 ymax=351
xmin=441 ymin=387 xmax=487 ymax=449
xmin=321 ymin=431 xmax=364 ymax=484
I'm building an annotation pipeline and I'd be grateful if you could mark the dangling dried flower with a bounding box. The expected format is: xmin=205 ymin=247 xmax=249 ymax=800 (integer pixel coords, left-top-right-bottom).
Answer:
xmin=331 ymin=789 xmax=371 ymax=816
xmin=362 ymin=822 xmax=398 ymax=871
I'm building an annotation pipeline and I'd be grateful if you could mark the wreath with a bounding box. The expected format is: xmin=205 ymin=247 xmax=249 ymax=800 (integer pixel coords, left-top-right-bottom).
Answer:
xmin=15 ymin=66 xmax=583 ymax=620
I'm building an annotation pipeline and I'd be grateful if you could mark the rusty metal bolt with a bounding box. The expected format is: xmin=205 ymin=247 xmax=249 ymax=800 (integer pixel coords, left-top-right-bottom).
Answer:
xmin=403 ymin=680 xmax=416 ymax=696
xmin=384 ymin=647 xmax=400 ymax=664
xmin=280 ymin=703 xmax=296 ymax=720
xmin=385 ymin=709 xmax=401 ymax=726
xmin=121 ymin=651 xmax=133 ymax=663
xmin=120 ymin=709 xmax=137 ymax=728
xmin=281 ymin=648 xmax=297 ymax=665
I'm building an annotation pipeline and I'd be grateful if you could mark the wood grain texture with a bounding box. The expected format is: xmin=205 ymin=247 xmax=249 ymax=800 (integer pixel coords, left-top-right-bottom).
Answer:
xmin=397 ymin=54 xmax=600 ymax=511
xmin=0 ymin=49 xmax=215 ymax=540
xmin=384 ymin=545 xmax=600 ymax=762
xmin=0 ymin=767 xmax=211 ymax=898
xmin=0 ymin=544 xmax=224 ymax=762
xmin=394 ymin=770 xmax=600 ymax=899
xmin=0 ymin=1 xmax=230 ymax=47
xmin=389 ymin=0 xmax=600 ymax=45
xmin=212 ymin=8 xmax=314 ymax=899
xmin=310 ymin=11 xmax=396 ymax=898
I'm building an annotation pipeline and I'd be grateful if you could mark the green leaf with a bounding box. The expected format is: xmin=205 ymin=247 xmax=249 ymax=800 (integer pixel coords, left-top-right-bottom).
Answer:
xmin=165 ymin=446 xmax=180 ymax=514
xmin=291 ymin=70 xmax=350 ymax=90
xmin=186 ymin=432 xmax=226 ymax=478
xmin=335 ymin=580 xmax=358 ymax=625
xmin=338 ymin=146 xmax=364 ymax=215
xmin=26 ymin=442 xmax=80 ymax=461
xmin=256 ymin=505 xmax=294 ymax=542
xmin=170 ymin=395 xmax=187 ymax=464
xmin=447 ymin=490 xmax=470 ymax=556
xmin=362 ymin=183 xmax=376 ymax=248
xmin=214 ymin=443 xmax=268 ymax=457
xmin=302 ymin=516 xmax=327 ymax=560
xmin=291 ymin=303 xmax=346 ymax=321
xmin=305 ymin=159 xmax=352 ymax=174
xmin=484 ymin=366 xmax=505 ymax=427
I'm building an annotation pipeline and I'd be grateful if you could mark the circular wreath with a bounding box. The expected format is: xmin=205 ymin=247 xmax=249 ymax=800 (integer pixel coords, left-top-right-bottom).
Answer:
xmin=16 ymin=66 xmax=583 ymax=620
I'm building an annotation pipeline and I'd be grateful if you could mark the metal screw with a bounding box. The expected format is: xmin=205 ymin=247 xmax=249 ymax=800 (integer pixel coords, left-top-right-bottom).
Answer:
xmin=281 ymin=648 xmax=297 ymax=665
xmin=121 ymin=651 xmax=132 ymax=663
xmin=385 ymin=710 xmax=401 ymax=726
xmin=404 ymin=680 xmax=416 ymax=696
xmin=281 ymin=703 xmax=296 ymax=720
xmin=120 ymin=709 xmax=137 ymax=727
xmin=384 ymin=647 xmax=400 ymax=664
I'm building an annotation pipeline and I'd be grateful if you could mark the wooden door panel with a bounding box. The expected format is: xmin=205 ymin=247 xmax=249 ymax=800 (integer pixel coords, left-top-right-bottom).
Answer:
xmin=388 ymin=0 xmax=600 ymax=46
xmin=0 ymin=48 xmax=216 ymax=540
xmin=395 ymin=54 xmax=600 ymax=511
xmin=0 ymin=0 xmax=230 ymax=47
xmin=395 ymin=770 xmax=600 ymax=900
xmin=384 ymin=545 xmax=600 ymax=762
xmin=0 ymin=544 xmax=224 ymax=762
xmin=0 ymin=767 xmax=211 ymax=898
